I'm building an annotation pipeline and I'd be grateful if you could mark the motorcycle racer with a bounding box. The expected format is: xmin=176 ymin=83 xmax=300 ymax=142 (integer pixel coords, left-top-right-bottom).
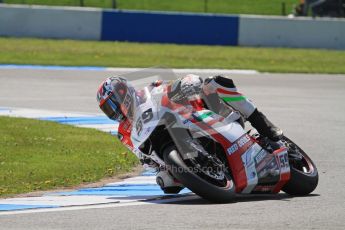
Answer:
xmin=96 ymin=74 xmax=283 ymax=193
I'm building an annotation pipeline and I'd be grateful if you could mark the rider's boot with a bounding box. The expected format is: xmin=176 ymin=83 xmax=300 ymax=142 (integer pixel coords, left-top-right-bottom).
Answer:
xmin=156 ymin=169 xmax=184 ymax=194
xmin=247 ymin=109 xmax=283 ymax=142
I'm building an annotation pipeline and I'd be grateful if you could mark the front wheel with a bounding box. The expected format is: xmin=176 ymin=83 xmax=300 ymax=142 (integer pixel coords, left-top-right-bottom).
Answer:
xmin=163 ymin=145 xmax=236 ymax=203
xmin=282 ymin=136 xmax=319 ymax=196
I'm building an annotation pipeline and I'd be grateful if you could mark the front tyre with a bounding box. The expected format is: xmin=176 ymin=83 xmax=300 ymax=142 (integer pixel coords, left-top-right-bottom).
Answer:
xmin=282 ymin=136 xmax=319 ymax=196
xmin=163 ymin=145 xmax=236 ymax=203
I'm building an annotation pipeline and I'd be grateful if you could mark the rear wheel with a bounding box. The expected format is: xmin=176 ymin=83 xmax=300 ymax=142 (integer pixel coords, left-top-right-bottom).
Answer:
xmin=282 ymin=136 xmax=319 ymax=196
xmin=163 ymin=145 xmax=236 ymax=203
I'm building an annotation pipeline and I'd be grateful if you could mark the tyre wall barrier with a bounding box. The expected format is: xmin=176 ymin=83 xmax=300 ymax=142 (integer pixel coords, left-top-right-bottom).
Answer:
xmin=1 ymin=4 xmax=345 ymax=49
xmin=0 ymin=5 xmax=102 ymax=40
xmin=239 ymin=15 xmax=345 ymax=50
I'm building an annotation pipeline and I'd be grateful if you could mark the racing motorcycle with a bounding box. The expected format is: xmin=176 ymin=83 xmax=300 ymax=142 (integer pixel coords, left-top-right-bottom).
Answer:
xmin=129 ymin=80 xmax=318 ymax=202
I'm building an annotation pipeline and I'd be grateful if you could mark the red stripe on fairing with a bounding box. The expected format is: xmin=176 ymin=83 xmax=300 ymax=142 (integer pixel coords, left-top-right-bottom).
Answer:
xmin=191 ymin=119 xmax=232 ymax=146
xmin=161 ymin=95 xmax=231 ymax=146
xmin=189 ymin=119 xmax=249 ymax=193
xmin=273 ymin=147 xmax=287 ymax=154
xmin=217 ymin=88 xmax=242 ymax=95
xmin=272 ymin=172 xmax=290 ymax=193
xmin=206 ymin=119 xmax=219 ymax=126
xmin=206 ymin=116 xmax=224 ymax=126
xmin=118 ymin=120 xmax=134 ymax=149
xmin=161 ymin=94 xmax=249 ymax=192
xmin=228 ymin=134 xmax=255 ymax=192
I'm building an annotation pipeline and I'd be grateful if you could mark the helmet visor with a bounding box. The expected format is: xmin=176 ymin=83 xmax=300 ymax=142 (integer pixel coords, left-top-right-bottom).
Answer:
xmin=100 ymin=96 xmax=124 ymax=122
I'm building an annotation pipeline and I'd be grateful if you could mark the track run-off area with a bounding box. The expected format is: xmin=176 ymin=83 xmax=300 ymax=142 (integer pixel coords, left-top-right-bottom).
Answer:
xmin=0 ymin=66 xmax=344 ymax=229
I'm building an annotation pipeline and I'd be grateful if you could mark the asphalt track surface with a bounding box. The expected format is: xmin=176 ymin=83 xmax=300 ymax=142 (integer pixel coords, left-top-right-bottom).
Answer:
xmin=0 ymin=68 xmax=345 ymax=229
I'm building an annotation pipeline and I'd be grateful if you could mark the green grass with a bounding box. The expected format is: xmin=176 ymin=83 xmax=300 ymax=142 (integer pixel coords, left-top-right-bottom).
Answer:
xmin=1 ymin=37 xmax=345 ymax=74
xmin=0 ymin=116 xmax=138 ymax=197
xmin=4 ymin=0 xmax=297 ymax=16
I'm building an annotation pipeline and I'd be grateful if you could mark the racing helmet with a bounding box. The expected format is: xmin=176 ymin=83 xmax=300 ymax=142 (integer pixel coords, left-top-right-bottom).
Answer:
xmin=96 ymin=77 xmax=135 ymax=122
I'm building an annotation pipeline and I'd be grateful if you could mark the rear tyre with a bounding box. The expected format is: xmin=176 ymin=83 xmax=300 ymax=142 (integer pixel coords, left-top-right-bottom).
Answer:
xmin=282 ymin=137 xmax=319 ymax=196
xmin=163 ymin=145 xmax=236 ymax=203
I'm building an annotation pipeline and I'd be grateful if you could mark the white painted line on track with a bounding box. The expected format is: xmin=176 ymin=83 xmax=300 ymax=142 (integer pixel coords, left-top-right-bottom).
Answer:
xmin=0 ymin=196 xmax=122 ymax=207
xmin=0 ymin=195 xmax=198 ymax=216
xmin=0 ymin=107 xmax=103 ymax=118
xmin=106 ymin=176 xmax=157 ymax=186
xmin=74 ymin=124 xmax=119 ymax=132
xmin=0 ymin=107 xmax=117 ymax=134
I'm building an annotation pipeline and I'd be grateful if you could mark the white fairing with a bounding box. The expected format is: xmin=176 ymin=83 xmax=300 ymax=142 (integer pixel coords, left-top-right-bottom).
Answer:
xmin=241 ymin=144 xmax=262 ymax=193
xmin=188 ymin=109 xmax=245 ymax=142
xmin=131 ymin=86 xmax=164 ymax=150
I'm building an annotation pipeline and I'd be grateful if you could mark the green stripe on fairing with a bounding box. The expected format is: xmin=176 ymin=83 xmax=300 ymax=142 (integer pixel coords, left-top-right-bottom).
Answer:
xmin=222 ymin=96 xmax=246 ymax=102
xmin=198 ymin=111 xmax=213 ymax=120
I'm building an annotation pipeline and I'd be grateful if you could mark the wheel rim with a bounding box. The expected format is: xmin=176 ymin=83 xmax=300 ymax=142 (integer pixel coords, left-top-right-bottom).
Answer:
xmin=283 ymin=137 xmax=315 ymax=175
xmin=292 ymin=153 xmax=315 ymax=175
xmin=186 ymin=155 xmax=232 ymax=188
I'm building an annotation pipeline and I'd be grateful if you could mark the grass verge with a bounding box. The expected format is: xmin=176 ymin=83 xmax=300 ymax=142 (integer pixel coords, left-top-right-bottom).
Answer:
xmin=4 ymin=0 xmax=297 ymax=16
xmin=0 ymin=116 xmax=138 ymax=197
xmin=1 ymin=37 xmax=345 ymax=74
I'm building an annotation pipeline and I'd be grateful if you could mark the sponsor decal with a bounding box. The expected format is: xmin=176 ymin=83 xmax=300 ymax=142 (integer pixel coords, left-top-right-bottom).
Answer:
xmin=227 ymin=134 xmax=252 ymax=156
xmin=275 ymin=149 xmax=290 ymax=174
xmin=227 ymin=143 xmax=239 ymax=155
xmin=253 ymin=185 xmax=275 ymax=192
xmin=279 ymin=154 xmax=289 ymax=168
xmin=242 ymin=147 xmax=252 ymax=166
xmin=256 ymin=153 xmax=274 ymax=173
xmin=272 ymin=149 xmax=291 ymax=193
xmin=255 ymin=149 xmax=267 ymax=163
xmin=249 ymin=171 xmax=256 ymax=179
xmin=132 ymin=136 xmax=141 ymax=143
xmin=144 ymin=127 xmax=152 ymax=135
xmin=135 ymin=119 xmax=143 ymax=136
xmin=238 ymin=135 xmax=250 ymax=148
xmin=182 ymin=119 xmax=191 ymax=125
xmin=141 ymin=108 xmax=153 ymax=124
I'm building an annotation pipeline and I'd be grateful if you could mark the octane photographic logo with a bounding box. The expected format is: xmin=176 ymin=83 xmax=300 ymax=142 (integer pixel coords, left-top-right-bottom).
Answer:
xmin=165 ymin=164 xmax=226 ymax=175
